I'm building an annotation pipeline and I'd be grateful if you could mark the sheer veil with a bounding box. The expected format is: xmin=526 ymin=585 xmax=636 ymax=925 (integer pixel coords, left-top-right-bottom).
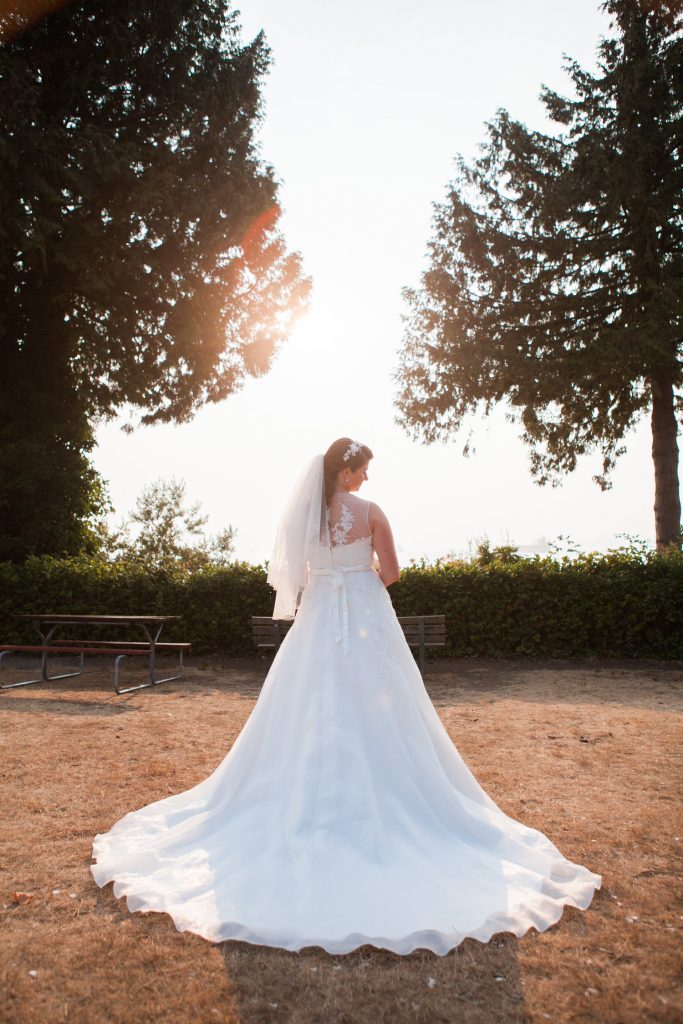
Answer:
xmin=267 ymin=454 xmax=332 ymax=619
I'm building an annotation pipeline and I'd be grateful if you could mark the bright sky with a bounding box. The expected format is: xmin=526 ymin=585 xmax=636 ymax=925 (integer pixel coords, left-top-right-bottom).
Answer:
xmin=95 ymin=0 xmax=679 ymax=566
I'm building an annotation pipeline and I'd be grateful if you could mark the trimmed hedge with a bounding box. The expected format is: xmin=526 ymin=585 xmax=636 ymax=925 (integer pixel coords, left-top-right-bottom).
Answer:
xmin=0 ymin=556 xmax=271 ymax=656
xmin=0 ymin=550 xmax=681 ymax=659
xmin=391 ymin=552 xmax=683 ymax=659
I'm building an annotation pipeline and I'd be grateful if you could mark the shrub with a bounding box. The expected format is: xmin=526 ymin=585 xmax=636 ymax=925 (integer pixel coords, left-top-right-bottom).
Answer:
xmin=0 ymin=549 xmax=681 ymax=659
xmin=391 ymin=550 xmax=683 ymax=659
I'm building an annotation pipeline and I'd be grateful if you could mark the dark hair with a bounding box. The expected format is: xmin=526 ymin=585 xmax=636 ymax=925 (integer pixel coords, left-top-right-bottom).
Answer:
xmin=323 ymin=438 xmax=373 ymax=505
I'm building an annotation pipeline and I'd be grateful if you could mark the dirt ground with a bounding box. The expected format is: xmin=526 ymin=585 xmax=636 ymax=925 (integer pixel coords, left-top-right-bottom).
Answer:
xmin=0 ymin=654 xmax=681 ymax=1024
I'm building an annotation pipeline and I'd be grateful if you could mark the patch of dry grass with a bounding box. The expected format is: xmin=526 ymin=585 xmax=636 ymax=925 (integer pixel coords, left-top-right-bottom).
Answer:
xmin=1 ymin=655 xmax=681 ymax=1024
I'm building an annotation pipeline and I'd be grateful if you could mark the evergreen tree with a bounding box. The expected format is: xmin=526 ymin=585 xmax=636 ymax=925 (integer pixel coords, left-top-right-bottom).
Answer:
xmin=0 ymin=0 xmax=309 ymax=560
xmin=396 ymin=0 xmax=682 ymax=548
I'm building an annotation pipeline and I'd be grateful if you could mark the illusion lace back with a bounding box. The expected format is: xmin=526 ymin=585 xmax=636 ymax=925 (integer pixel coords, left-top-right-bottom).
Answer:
xmin=326 ymin=489 xmax=372 ymax=549
xmin=90 ymin=492 xmax=601 ymax=955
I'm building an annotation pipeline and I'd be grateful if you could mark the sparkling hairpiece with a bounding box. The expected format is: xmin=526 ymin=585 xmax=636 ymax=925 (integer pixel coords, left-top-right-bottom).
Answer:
xmin=342 ymin=440 xmax=362 ymax=462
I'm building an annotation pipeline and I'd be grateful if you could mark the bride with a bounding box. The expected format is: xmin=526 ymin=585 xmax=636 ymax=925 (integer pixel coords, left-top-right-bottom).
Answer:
xmin=91 ymin=437 xmax=601 ymax=955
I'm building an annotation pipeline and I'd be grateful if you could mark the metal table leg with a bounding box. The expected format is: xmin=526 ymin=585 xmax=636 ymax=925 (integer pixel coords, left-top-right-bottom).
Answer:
xmin=114 ymin=623 xmax=186 ymax=694
xmin=0 ymin=650 xmax=43 ymax=689
xmin=35 ymin=623 xmax=86 ymax=682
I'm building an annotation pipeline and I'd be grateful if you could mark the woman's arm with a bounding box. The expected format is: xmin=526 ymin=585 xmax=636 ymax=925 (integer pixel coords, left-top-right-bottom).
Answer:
xmin=368 ymin=502 xmax=400 ymax=587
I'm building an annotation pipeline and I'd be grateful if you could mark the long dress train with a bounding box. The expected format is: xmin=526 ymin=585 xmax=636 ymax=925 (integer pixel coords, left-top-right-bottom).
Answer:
xmin=90 ymin=513 xmax=601 ymax=955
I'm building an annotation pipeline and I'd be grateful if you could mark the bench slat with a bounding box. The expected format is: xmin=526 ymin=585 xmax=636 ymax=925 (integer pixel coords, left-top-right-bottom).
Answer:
xmin=44 ymin=639 xmax=191 ymax=649
xmin=252 ymin=618 xmax=294 ymax=623
xmin=0 ymin=645 xmax=188 ymax=657
xmin=402 ymin=633 xmax=446 ymax=639
xmin=250 ymin=622 xmax=294 ymax=630
xmin=397 ymin=622 xmax=446 ymax=630
xmin=396 ymin=616 xmax=445 ymax=624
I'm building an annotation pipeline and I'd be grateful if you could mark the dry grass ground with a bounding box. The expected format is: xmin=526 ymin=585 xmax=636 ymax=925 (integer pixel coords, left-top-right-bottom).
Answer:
xmin=0 ymin=654 xmax=681 ymax=1024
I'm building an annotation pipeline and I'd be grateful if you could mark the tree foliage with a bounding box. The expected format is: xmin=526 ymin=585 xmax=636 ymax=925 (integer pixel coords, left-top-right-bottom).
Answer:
xmin=0 ymin=0 xmax=309 ymax=559
xmin=395 ymin=0 xmax=682 ymax=545
xmin=97 ymin=476 xmax=237 ymax=571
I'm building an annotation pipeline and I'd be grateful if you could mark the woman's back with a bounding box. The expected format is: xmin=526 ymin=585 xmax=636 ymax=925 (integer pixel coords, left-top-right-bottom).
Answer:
xmin=326 ymin=489 xmax=372 ymax=547
xmin=325 ymin=488 xmax=400 ymax=585
xmin=324 ymin=489 xmax=374 ymax=568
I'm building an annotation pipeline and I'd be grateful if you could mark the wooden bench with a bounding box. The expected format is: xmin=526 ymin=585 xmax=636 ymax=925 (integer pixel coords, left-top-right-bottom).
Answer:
xmin=251 ymin=614 xmax=446 ymax=674
xmin=0 ymin=640 xmax=191 ymax=695
xmin=396 ymin=615 xmax=447 ymax=673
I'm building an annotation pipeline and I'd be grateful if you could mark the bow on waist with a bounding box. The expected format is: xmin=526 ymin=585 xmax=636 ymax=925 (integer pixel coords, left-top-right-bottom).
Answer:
xmin=308 ymin=562 xmax=374 ymax=654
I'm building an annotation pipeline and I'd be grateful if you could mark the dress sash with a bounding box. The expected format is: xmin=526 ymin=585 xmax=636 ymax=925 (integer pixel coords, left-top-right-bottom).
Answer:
xmin=308 ymin=563 xmax=375 ymax=655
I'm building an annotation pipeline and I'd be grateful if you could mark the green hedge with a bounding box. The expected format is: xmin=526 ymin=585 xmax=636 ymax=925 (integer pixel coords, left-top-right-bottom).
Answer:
xmin=0 ymin=556 xmax=271 ymax=656
xmin=0 ymin=551 xmax=681 ymax=659
xmin=391 ymin=552 xmax=683 ymax=659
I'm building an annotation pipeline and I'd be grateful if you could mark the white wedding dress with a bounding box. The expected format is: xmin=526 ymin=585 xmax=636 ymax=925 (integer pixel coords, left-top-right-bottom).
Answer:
xmin=91 ymin=490 xmax=601 ymax=955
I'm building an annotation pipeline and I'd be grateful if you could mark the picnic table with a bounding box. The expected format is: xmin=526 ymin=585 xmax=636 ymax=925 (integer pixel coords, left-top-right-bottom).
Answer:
xmin=0 ymin=613 xmax=190 ymax=695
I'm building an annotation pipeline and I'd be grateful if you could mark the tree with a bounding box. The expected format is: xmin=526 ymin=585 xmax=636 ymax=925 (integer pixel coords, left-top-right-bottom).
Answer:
xmin=471 ymin=539 xmax=524 ymax=566
xmin=98 ymin=476 xmax=237 ymax=570
xmin=395 ymin=0 xmax=682 ymax=549
xmin=0 ymin=0 xmax=309 ymax=561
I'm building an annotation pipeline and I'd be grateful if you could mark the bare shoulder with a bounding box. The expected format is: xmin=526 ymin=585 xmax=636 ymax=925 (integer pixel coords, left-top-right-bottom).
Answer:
xmin=367 ymin=500 xmax=391 ymax=529
xmin=346 ymin=492 xmax=374 ymax=516
xmin=366 ymin=499 xmax=400 ymax=585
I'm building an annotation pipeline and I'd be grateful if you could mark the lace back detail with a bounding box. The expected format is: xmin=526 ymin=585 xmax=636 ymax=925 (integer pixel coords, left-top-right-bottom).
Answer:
xmin=326 ymin=491 xmax=371 ymax=547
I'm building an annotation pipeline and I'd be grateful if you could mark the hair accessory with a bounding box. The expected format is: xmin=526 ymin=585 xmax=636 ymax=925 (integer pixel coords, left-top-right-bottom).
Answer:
xmin=342 ymin=441 xmax=362 ymax=462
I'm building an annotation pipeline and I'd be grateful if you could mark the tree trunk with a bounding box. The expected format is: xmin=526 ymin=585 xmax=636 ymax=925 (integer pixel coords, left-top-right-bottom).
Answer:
xmin=650 ymin=374 xmax=682 ymax=550
xmin=0 ymin=300 xmax=102 ymax=561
